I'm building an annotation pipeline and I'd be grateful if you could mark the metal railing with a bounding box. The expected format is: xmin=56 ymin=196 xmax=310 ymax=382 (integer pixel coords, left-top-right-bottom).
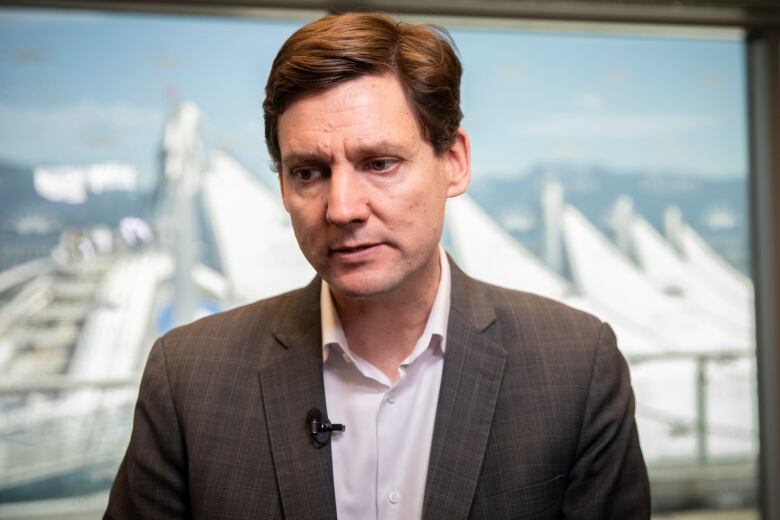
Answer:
xmin=0 ymin=377 xmax=141 ymax=494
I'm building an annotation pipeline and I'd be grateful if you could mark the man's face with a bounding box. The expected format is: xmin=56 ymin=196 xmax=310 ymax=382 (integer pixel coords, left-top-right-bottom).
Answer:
xmin=278 ymin=73 xmax=470 ymax=301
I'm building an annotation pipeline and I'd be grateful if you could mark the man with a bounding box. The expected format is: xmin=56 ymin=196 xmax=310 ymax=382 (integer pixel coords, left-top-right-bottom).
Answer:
xmin=106 ymin=12 xmax=650 ymax=519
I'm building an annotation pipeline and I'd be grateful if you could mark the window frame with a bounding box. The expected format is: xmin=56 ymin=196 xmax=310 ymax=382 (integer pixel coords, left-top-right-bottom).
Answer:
xmin=2 ymin=2 xmax=779 ymax=518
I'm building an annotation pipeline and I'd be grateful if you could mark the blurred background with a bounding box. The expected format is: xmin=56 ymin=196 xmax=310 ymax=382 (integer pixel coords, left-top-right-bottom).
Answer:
xmin=0 ymin=1 xmax=779 ymax=519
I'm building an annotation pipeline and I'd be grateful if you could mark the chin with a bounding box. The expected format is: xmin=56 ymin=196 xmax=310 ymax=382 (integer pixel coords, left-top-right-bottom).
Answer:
xmin=326 ymin=272 xmax=400 ymax=300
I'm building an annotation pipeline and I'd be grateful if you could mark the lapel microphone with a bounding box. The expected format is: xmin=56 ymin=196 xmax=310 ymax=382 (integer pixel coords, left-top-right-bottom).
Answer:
xmin=306 ymin=408 xmax=346 ymax=449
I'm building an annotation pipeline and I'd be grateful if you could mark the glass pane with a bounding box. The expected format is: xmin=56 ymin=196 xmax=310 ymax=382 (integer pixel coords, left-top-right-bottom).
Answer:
xmin=446 ymin=25 xmax=756 ymax=518
xmin=0 ymin=8 xmax=758 ymax=519
xmin=0 ymin=8 xmax=317 ymax=518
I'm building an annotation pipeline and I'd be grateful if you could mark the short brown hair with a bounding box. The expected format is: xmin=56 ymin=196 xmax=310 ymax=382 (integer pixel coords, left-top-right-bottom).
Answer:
xmin=263 ymin=12 xmax=463 ymax=171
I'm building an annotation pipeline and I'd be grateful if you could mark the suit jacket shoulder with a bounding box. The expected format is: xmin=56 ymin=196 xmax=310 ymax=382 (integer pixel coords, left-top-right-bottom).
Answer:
xmin=480 ymin=280 xmax=603 ymax=340
xmin=160 ymin=277 xmax=320 ymax=364
xmin=446 ymin=268 xmax=650 ymax=519
xmin=106 ymin=277 xmax=330 ymax=520
xmin=450 ymin=267 xmax=606 ymax=371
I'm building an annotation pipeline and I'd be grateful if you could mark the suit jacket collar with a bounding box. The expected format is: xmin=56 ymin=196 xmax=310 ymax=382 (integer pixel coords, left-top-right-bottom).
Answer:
xmin=258 ymin=276 xmax=338 ymax=519
xmin=422 ymin=260 xmax=508 ymax=520
xmin=267 ymin=275 xmax=322 ymax=350
xmin=267 ymin=256 xmax=495 ymax=345
xmin=260 ymin=260 xmax=507 ymax=520
xmin=448 ymin=258 xmax=499 ymax=333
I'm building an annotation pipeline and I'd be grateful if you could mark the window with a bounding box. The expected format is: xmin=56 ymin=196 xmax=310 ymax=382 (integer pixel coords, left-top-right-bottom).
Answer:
xmin=0 ymin=7 xmax=759 ymax=518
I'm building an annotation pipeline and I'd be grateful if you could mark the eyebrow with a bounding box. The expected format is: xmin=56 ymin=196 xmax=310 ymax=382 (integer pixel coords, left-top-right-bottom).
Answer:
xmin=281 ymin=151 xmax=331 ymax=171
xmin=350 ymin=140 xmax=410 ymax=159
xmin=281 ymin=140 xmax=412 ymax=170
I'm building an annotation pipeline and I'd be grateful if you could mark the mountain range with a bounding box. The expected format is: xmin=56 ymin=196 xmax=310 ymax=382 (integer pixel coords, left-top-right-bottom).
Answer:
xmin=0 ymin=159 xmax=751 ymax=276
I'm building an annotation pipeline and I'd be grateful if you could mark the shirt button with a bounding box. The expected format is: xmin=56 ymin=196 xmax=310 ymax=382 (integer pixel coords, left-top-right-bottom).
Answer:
xmin=387 ymin=394 xmax=396 ymax=404
xmin=341 ymin=352 xmax=351 ymax=364
xmin=388 ymin=491 xmax=401 ymax=504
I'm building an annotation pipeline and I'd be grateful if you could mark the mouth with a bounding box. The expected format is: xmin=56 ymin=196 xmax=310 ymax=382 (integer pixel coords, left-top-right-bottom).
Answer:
xmin=329 ymin=243 xmax=382 ymax=259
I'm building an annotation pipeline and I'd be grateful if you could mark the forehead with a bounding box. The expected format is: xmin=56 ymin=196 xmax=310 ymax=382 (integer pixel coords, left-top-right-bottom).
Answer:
xmin=277 ymin=74 xmax=425 ymax=159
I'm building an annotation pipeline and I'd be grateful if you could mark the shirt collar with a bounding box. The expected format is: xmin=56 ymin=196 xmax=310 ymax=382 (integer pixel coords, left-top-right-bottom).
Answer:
xmin=321 ymin=245 xmax=451 ymax=364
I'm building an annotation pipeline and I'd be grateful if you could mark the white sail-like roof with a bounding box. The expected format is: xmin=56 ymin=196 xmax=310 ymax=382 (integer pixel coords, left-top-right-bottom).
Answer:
xmin=202 ymin=151 xmax=314 ymax=302
xmin=631 ymin=215 xmax=753 ymax=342
xmin=677 ymin=223 xmax=754 ymax=312
xmin=445 ymin=194 xmax=678 ymax=354
xmin=446 ymin=194 xmax=570 ymax=298
xmin=562 ymin=205 xmax=744 ymax=352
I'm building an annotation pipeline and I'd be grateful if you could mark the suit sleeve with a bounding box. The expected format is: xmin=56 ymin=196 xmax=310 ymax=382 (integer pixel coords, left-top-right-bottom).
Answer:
xmin=104 ymin=337 xmax=191 ymax=519
xmin=560 ymin=322 xmax=651 ymax=519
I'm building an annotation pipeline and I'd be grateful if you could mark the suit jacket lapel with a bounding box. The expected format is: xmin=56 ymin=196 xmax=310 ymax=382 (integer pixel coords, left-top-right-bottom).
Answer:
xmin=422 ymin=261 xmax=507 ymax=520
xmin=258 ymin=277 xmax=337 ymax=520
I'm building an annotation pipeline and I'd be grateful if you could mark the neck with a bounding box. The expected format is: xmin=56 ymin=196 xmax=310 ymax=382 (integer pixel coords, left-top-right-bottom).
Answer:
xmin=331 ymin=250 xmax=442 ymax=383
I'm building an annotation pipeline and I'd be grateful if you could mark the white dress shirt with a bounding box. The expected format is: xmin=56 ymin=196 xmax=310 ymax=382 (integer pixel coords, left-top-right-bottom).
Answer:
xmin=321 ymin=249 xmax=451 ymax=520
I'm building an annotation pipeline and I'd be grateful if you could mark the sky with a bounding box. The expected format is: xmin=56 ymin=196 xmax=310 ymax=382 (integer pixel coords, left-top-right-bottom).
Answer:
xmin=0 ymin=8 xmax=749 ymax=190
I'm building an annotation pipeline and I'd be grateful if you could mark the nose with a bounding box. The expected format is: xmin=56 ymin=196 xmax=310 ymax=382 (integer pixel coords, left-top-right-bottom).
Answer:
xmin=325 ymin=167 xmax=370 ymax=226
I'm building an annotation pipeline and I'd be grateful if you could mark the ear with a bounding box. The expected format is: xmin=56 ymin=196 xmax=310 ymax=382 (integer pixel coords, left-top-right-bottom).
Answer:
xmin=445 ymin=127 xmax=471 ymax=198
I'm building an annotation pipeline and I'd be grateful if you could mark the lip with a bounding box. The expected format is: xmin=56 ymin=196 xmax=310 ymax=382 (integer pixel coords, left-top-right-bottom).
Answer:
xmin=329 ymin=243 xmax=382 ymax=261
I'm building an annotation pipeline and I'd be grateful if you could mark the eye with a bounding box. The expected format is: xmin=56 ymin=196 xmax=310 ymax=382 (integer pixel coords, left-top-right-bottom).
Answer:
xmin=366 ymin=158 xmax=399 ymax=173
xmin=291 ymin=167 xmax=325 ymax=182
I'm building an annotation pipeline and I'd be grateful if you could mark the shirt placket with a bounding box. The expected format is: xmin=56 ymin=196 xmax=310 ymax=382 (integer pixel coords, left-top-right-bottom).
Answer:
xmin=376 ymin=371 xmax=406 ymax=520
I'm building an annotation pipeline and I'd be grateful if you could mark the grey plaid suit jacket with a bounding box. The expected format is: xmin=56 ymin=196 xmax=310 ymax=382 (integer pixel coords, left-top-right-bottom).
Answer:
xmin=106 ymin=261 xmax=650 ymax=519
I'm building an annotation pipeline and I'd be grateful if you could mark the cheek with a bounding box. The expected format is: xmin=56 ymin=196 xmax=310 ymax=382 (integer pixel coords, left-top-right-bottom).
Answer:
xmin=400 ymin=193 xmax=447 ymax=242
xmin=287 ymin=204 xmax=323 ymax=246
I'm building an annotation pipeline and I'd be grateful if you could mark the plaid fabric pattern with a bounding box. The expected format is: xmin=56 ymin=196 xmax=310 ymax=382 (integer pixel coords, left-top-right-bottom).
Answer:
xmin=105 ymin=262 xmax=650 ymax=519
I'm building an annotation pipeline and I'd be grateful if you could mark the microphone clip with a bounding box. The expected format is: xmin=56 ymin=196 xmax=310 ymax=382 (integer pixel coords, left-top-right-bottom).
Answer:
xmin=307 ymin=408 xmax=345 ymax=449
